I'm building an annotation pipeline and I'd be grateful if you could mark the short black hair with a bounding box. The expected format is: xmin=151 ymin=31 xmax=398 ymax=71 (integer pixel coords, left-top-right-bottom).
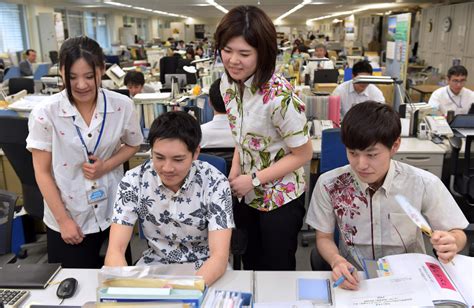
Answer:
xmin=209 ymin=78 xmax=226 ymax=114
xmin=352 ymin=60 xmax=373 ymax=77
xmin=124 ymin=71 xmax=145 ymax=86
xmin=447 ymin=65 xmax=468 ymax=79
xmin=25 ymin=49 xmax=36 ymax=56
xmin=341 ymin=101 xmax=401 ymax=150
xmin=148 ymin=111 xmax=201 ymax=153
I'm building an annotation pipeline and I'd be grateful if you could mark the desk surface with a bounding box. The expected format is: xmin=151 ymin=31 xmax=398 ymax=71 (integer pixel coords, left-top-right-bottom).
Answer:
xmin=312 ymin=137 xmax=446 ymax=157
xmin=410 ymin=84 xmax=441 ymax=94
xmin=22 ymin=269 xmax=253 ymax=307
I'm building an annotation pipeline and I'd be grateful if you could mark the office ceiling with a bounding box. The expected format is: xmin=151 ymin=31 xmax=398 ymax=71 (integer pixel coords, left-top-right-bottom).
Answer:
xmin=53 ymin=0 xmax=458 ymax=22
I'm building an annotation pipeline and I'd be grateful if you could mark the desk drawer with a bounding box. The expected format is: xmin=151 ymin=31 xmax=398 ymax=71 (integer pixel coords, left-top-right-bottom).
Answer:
xmin=393 ymin=154 xmax=444 ymax=166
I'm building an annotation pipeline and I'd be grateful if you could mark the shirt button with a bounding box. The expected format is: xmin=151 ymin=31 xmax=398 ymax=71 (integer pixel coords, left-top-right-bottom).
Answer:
xmin=94 ymin=204 xmax=98 ymax=208
xmin=88 ymin=133 xmax=92 ymax=138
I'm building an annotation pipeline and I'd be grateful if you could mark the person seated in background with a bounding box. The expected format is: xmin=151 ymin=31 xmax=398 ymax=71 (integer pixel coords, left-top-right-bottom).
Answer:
xmin=200 ymin=78 xmax=234 ymax=149
xmin=428 ymin=65 xmax=474 ymax=115
xmin=176 ymin=40 xmax=186 ymax=50
xmin=105 ymin=111 xmax=234 ymax=286
xmin=304 ymin=44 xmax=335 ymax=84
xmin=195 ymin=46 xmax=204 ymax=59
xmin=185 ymin=47 xmax=195 ymax=60
xmin=19 ymin=49 xmax=37 ymax=76
xmin=332 ymin=60 xmax=385 ymax=117
xmin=306 ymin=101 xmax=468 ymax=290
xmin=123 ymin=70 xmax=154 ymax=97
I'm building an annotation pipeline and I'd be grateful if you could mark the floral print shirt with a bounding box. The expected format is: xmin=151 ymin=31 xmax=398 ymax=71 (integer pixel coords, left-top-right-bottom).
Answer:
xmin=26 ymin=89 xmax=143 ymax=234
xmin=220 ymin=73 xmax=309 ymax=211
xmin=306 ymin=160 xmax=468 ymax=267
xmin=112 ymin=160 xmax=234 ymax=269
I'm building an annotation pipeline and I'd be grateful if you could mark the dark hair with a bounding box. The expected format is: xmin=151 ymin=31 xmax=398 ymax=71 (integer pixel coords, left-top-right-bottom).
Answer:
xmin=148 ymin=111 xmax=201 ymax=153
xmin=352 ymin=60 xmax=373 ymax=77
xmin=447 ymin=65 xmax=468 ymax=78
xmin=215 ymin=5 xmax=277 ymax=88
xmin=59 ymin=36 xmax=105 ymax=105
xmin=209 ymin=78 xmax=226 ymax=114
xmin=186 ymin=47 xmax=195 ymax=59
xmin=25 ymin=49 xmax=36 ymax=56
xmin=341 ymin=101 xmax=401 ymax=150
xmin=314 ymin=44 xmax=326 ymax=51
xmin=124 ymin=70 xmax=145 ymax=86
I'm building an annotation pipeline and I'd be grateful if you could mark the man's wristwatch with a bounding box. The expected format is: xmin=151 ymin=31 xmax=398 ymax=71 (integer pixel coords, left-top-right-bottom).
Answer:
xmin=251 ymin=172 xmax=261 ymax=187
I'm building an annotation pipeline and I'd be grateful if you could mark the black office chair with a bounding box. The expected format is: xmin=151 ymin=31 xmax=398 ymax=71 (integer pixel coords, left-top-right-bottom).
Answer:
xmin=159 ymin=56 xmax=179 ymax=85
xmin=49 ymin=51 xmax=59 ymax=65
xmin=0 ymin=190 xmax=18 ymax=265
xmin=200 ymin=147 xmax=234 ymax=176
xmin=177 ymin=59 xmax=197 ymax=85
xmin=448 ymin=135 xmax=474 ymax=256
xmin=0 ymin=116 xmax=46 ymax=258
xmin=8 ymin=77 xmax=35 ymax=95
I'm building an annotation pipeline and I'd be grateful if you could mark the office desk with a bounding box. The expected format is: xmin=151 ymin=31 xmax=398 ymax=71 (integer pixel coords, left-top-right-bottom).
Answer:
xmin=254 ymin=271 xmax=332 ymax=303
xmin=22 ymin=269 xmax=253 ymax=307
xmin=312 ymin=137 xmax=446 ymax=178
xmin=410 ymin=84 xmax=440 ymax=102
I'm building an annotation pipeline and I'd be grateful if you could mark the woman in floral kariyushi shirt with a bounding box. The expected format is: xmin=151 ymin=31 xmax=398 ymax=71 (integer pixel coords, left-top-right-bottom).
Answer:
xmin=215 ymin=5 xmax=313 ymax=270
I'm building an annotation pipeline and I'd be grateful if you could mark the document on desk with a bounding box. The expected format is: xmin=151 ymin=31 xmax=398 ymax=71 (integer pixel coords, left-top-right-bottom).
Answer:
xmin=254 ymin=301 xmax=314 ymax=308
xmin=334 ymin=276 xmax=434 ymax=307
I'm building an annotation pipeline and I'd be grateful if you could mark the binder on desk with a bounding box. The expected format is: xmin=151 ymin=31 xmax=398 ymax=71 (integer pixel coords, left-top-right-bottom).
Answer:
xmin=0 ymin=263 xmax=61 ymax=289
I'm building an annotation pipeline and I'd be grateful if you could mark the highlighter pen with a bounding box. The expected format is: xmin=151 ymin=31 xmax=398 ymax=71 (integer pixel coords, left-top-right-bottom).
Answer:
xmin=332 ymin=267 xmax=355 ymax=288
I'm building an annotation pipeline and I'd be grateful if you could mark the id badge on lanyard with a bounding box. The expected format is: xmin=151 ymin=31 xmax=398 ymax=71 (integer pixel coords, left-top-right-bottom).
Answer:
xmin=73 ymin=90 xmax=108 ymax=205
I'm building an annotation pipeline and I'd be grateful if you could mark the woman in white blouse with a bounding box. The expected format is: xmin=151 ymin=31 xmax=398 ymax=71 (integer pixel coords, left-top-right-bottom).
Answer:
xmin=26 ymin=37 xmax=143 ymax=268
xmin=215 ymin=6 xmax=313 ymax=270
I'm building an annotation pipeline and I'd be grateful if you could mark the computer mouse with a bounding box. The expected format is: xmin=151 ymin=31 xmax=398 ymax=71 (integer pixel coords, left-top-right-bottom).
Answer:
xmin=56 ymin=277 xmax=78 ymax=299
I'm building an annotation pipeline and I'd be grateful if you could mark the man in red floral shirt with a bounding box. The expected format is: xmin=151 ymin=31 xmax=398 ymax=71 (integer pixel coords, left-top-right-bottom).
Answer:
xmin=306 ymin=101 xmax=468 ymax=290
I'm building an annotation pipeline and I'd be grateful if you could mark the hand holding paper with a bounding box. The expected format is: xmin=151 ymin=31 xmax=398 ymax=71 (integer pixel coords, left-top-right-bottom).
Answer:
xmin=430 ymin=230 xmax=458 ymax=264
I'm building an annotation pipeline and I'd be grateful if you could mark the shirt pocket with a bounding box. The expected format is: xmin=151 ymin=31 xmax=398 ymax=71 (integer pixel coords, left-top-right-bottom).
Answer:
xmin=388 ymin=212 xmax=419 ymax=251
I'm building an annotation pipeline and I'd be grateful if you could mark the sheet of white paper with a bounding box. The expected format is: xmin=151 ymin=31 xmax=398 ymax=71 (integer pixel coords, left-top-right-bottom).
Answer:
xmin=395 ymin=194 xmax=432 ymax=233
xmin=386 ymin=41 xmax=396 ymax=60
xmin=133 ymin=92 xmax=171 ymax=100
xmin=334 ymin=276 xmax=434 ymax=307
xmin=443 ymin=254 xmax=474 ymax=307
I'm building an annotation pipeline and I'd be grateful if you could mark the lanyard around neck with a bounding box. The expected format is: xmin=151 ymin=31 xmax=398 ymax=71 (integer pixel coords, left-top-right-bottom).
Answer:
xmin=446 ymin=87 xmax=462 ymax=109
xmin=72 ymin=90 xmax=107 ymax=156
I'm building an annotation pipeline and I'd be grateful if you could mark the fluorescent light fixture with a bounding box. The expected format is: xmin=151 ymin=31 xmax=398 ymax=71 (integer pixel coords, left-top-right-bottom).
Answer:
xmin=275 ymin=0 xmax=312 ymax=21
xmin=206 ymin=0 xmax=228 ymax=14
xmin=133 ymin=6 xmax=153 ymax=12
xmin=105 ymin=0 xmax=131 ymax=7
xmin=307 ymin=3 xmax=399 ymax=22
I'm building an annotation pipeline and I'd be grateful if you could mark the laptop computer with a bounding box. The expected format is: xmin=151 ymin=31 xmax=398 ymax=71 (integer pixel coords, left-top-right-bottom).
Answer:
xmin=313 ymin=69 xmax=339 ymax=84
xmin=0 ymin=263 xmax=61 ymax=289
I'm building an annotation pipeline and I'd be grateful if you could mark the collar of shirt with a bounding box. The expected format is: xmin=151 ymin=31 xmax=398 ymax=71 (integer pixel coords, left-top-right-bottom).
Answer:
xmin=58 ymin=88 xmax=115 ymax=118
xmin=351 ymin=160 xmax=396 ymax=197
xmin=349 ymin=81 xmax=370 ymax=97
xmin=447 ymin=86 xmax=464 ymax=99
xmin=154 ymin=161 xmax=198 ymax=195
xmin=212 ymin=114 xmax=228 ymax=121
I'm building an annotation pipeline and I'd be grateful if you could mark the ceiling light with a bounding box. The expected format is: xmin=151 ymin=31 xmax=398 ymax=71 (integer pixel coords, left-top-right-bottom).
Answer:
xmin=104 ymin=1 xmax=131 ymax=8
xmin=206 ymin=0 xmax=228 ymax=14
xmin=275 ymin=0 xmax=312 ymax=21
xmin=307 ymin=3 xmax=400 ymax=22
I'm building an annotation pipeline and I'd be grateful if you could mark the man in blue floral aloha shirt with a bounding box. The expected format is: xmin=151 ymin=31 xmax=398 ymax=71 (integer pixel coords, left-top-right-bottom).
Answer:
xmin=105 ymin=111 xmax=235 ymax=286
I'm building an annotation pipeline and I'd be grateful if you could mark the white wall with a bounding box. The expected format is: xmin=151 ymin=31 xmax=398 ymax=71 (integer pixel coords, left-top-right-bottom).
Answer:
xmin=418 ymin=2 xmax=474 ymax=86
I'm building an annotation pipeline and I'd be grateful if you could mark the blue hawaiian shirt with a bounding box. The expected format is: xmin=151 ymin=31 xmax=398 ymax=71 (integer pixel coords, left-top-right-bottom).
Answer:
xmin=112 ymin=159 xmax=234 ymax=269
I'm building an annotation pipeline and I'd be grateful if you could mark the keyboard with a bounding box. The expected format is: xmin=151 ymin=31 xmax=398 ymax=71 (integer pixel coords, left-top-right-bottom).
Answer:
xmin=0 ymin=289 xmax=30 ymax=308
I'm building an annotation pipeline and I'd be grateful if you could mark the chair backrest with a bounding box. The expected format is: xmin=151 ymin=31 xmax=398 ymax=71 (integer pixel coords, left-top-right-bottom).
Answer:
xmin=0 ymin=116 xmax=43 ymax=219
xmin=0 ymin=190 xmax=17 ymax=255
xmin=33 ymin=63 xmax=51 ymax=80
xmin=159 ymin=56 xmax=180 ymax=84
xmin=3 ymin=66 xmax=21 ymax=81
xmin=177 ymin=59 xmax=197 ymax=85
xmin=198 ymin=153 xmax=227 ymax=175
xmin=200 ymin=147 xmax=234 ymax=176
xmin=320 ymin=128 xmax=348 ymax=174
xmin=8 ymin=77 xmax=35 ymax=95
xmin=49 ymin=51 xmax=59 ymax=65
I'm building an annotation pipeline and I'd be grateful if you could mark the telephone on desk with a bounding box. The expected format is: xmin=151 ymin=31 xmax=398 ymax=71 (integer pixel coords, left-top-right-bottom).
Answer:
xmin=310 ymin=120 xmax=334 ymax=139
xmin=424 ymin=115 xmax=453 ymax=138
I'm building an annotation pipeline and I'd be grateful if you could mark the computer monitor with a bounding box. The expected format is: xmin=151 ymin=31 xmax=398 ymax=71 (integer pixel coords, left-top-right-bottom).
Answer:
xmin=313 ymin=69 xmax=339 ymax=84
xmin=110 ymin=88 xmax=130 ymax=97
xmin=164 ymin=74 xmax=187 ymax=89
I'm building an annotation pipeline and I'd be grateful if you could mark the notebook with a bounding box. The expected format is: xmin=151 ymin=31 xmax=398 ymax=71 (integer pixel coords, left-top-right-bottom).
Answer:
xmin=0 ymin=263 xmax=61 ymax=289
